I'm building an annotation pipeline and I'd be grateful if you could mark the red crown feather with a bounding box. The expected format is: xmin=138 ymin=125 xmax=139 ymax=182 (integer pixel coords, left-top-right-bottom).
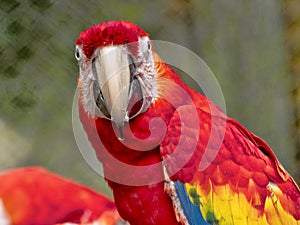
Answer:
xmin=76 ymin=20 xmax=149 ymax=59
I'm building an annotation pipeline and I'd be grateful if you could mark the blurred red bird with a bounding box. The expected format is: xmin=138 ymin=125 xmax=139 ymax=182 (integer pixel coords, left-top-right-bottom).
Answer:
xmin=75 ymin=20 xmax=299 ymax=225
xmin=0 ymin=167 xmax=122 ymax=225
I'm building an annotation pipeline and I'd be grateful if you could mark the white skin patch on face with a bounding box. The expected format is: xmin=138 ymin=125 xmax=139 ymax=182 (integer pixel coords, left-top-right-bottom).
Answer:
xmin=0 ymin=199 xmax=10 ymax=225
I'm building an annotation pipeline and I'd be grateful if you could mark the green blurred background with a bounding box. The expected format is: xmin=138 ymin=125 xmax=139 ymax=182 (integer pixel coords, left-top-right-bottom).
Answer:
xmin=0 ymin=0 xmax=299 ymax=197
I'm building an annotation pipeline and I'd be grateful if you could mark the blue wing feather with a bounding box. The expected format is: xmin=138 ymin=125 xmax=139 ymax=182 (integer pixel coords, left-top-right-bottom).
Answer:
xmin=174 ymin=181 xmax=210 ymax=225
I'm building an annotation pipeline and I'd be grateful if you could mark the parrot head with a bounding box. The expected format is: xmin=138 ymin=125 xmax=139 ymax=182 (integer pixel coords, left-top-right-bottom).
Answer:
xmin=75 ymin=20 xmax=158 ymax=139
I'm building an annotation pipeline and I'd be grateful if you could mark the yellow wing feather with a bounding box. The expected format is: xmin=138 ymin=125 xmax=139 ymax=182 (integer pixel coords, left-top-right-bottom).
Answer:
xmin=185 ymin=180 xmax=299 ymax=225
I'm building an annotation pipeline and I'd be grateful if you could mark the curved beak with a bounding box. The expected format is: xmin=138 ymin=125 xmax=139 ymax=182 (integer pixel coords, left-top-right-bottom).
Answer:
xmin=93 ymin=46 xmax=131 ymax=140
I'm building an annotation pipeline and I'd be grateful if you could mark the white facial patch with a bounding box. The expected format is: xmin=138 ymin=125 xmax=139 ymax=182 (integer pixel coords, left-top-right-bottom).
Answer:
xmin=76 ymin=45 xmax=102 ymax=118
xmin=138 ymin=36 xmax=151 ymax=55
xmin=136 ymin=36 xmax=158 ymax=101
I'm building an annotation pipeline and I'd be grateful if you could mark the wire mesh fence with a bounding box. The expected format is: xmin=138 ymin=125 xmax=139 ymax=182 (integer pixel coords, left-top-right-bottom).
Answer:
xmin=0 ymin=0 xmax=298 ymax=190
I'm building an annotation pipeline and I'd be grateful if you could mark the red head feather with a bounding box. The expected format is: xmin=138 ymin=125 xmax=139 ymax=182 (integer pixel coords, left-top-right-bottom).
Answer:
xmin=76 ymin=20 xmax=149 ymax=59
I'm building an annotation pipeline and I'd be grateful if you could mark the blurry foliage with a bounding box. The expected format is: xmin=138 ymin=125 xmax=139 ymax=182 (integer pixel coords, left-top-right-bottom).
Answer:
xmin=284 ymin=0 xmax=300 ymax=180
xmin=0 ymin=0 xmax=298 ymax=197
xmin=283 ymin=0 xmax=300 ymax=181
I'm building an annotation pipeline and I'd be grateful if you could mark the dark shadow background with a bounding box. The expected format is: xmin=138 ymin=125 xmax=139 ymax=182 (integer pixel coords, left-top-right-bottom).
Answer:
xmin=0 ymin=0 xmax=299 ymax=196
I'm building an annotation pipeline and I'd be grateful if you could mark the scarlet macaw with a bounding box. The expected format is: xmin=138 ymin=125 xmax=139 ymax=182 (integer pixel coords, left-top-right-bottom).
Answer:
xmin=75 ymin=20 xmax=300 ymax=225
xmin=0 ymin=167 xmax=122 ymax=225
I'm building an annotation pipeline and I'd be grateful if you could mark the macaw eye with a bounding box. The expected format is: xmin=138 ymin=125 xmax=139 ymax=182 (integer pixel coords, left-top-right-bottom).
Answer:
xmin=75 ymin=47 xmax=81 ymax=60
xmin=147 ymin=41 xmax=151 ymax=50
